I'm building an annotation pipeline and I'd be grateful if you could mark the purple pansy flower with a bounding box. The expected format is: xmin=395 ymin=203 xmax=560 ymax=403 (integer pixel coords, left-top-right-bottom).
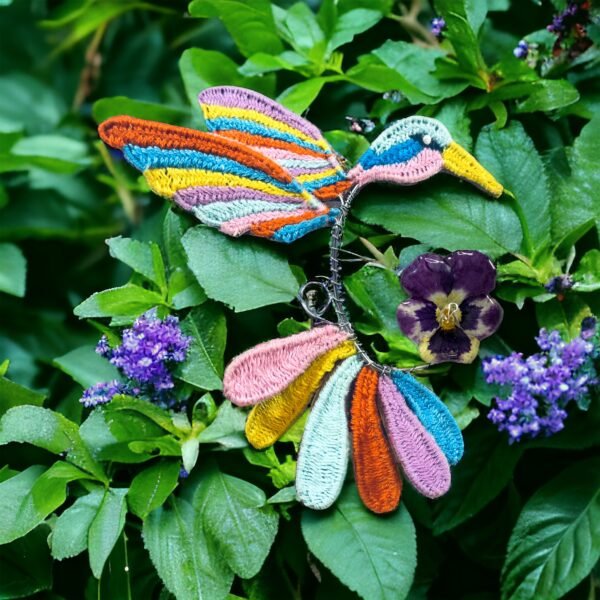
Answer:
xmin=396 ymin=250 xmax=503 ymax=364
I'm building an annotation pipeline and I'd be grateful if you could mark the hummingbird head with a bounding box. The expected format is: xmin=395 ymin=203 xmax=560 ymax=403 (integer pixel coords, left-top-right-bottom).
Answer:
xmin=348 ymin=116 xmax=503 ymax=198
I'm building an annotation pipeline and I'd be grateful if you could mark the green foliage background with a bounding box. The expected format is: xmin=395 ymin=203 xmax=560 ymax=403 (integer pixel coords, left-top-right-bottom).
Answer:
xmin=0 ymin=0 xmax=599 ymax=598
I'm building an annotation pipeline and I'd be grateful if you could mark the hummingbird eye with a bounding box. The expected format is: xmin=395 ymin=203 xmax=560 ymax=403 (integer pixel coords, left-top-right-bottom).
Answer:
xmin=422 ymin=134 xmax=432 ymax=146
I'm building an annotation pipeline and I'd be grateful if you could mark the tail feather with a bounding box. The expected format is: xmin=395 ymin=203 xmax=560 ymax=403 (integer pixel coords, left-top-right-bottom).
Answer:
xmin=296 ymin=356 xmax=363 ymax=510
xmin=350 ymin=366 xmax=402 ymax=514
xmin=378 ymin=374 xmax=451 ymax=498
xmin=391 ymin=370 xmax=464 ymax=465
xmin=245 ymin=341 xmax=357 ymax=449
xmin=224 ymin=325 xmax=350 ymax=406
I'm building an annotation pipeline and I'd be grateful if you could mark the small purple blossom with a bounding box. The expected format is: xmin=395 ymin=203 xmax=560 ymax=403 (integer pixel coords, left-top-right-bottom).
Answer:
xmin=513 ymin=40 xmax=529 ymax=59
xmin=484 ymin=325 xmax=598 ymax=443
xmin=397 ymin=251 xmax=503 ymax=364
xmin=430 ymin=17 xmax=446 ymax=38
xmin=81 ymin=309 xmax=191 ymax=408
xmin=81 ymin=380 xmax=126 ymax=408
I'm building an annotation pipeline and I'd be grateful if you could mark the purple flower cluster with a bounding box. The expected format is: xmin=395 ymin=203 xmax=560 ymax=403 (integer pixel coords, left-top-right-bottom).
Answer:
xmin=484 ymin=323 xmax=598 ymax=443
xmin=513 ymin=40 xmax=529 ymax=59
xmin=430 ymin=17 xmax=446 ymax=38
xmin=545 ymin=274 xmax=574 ymax=295
xmin=546 ymin=0 xmax=592 ymax=58
xmin=81 ymin=309 xmax=191 ymax=408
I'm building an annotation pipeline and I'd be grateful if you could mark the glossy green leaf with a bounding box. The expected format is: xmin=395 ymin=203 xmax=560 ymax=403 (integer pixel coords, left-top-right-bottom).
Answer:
xmin=188 ymin=0 xmax=283 ymax=57
xmin=179 ymin=49 xmax=274 ymax=111
xmin=88 ymin=488 xmax=128 ymax=579
xmin=277 ymin=76 xmax=341 ymax=113
xmin=551 ymin=115 xmax=600 ymax=245
xmin=53 ymin=344 xmax=121 ymax=388
xmin=182 ymin=227 xmax=299 ymax=312
xmin=515 ymin=79 xmax=580 ymax=113
xmin=176 ymin=303 xmax=226 ymax=391
xmin=106 ymin=236 xmax=166 ymax=288
xmin=502 ymin=459 xmax=600 ymax=600
xmin=372 ymin=41 xmax=469 ymax=103
xmin=128 ymin=459 xmax=180 ymax=519
xmin=302 ymin=484 xmax=416 ymax=600
xmin=194 ymin=464 xmax=279 ymax=578
xmin=0 ymin=376 xmax=45 ymax=417
xmin=143 ymin=497 xmax=234 ymax=600
xmin=0 ymin=406 xmax=106 ymax=482
xmin=0 ymin=243 xmax=26 ymax=297
xmin=327 ymin=9 xmax=382 ymax=53
xmin=475 ymin=122 xmax=551 ymax=255
xmin=51 ymin=489 xmax=105 ymax=560
xmin=197 ymin=401 xmax=248 ymax=449
xmin=93 ymin=96 xmax=189 ymax=125
xmin=74 ymin=284 xmax=165 ymax=320
xmin=354 ymin=180 xmax=522 ymax=259
xmin=0 ymin=463 xmax=92 ymax=544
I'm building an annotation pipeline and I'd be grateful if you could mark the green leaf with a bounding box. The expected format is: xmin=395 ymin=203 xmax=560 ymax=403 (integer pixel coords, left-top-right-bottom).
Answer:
xmin=371 ymin=41 xmax=469 ymax=103
xmin=433 ymin=98 xmax=473 ymax=151
xmin=88 ymin=488 xmax=128 ymax=579
xmin=0 ymin=462 xmax=92 ymax=544
xmin=501 ymin=458 xmax=600 ymax=600
xmin=327 ymin=9 xmax=382 ymax=54
xmin=0 ymin=406 xmax=107 ymax=482
xmin=188 ymin=0 xmax=283 ymax=57
xmin=573 ymin=249 xmax=600 ymax=292
xmin=0 ymin=525 xmax=52 ymax=598
xmin=0 ymin=375 xmax=45 ymax=417
xmin=143 ymin=497 xmax=234 ymax=600
xmin=93 ymin=96 xmax=189 ymax=125
xmin=325 ymin=130 xmax=370 ymax=165
xmin=194 ymin=464 xmax=279 ymax=578
xmin=8 ymin=134 xmax=90 ymax=173
xmin=106 ymin=236 xmax=166 ymax=289
xmin=515 ymin=79 xmax=580 ymax=113
xmin=197 ymin=401 xmax=248 ymax=449
xmin=344 ymin=265 xmax=413 ymax=352
xmin=0 ymin=243 xmax=26 ymax=297
xmin=107 ymin=395 xmax=179 ymax=435
xmin=302 ymin=484 xmax=416 ymax=600
xmin=535 ymin=296 xmax=591 ymax=339
xmin=354 ymin=180 xmax=522 ymax=260
xmin=53 ymin=345 xmax=121 ymax=388
xmin=432 ymin=421 xmax=524 ymax=534
xmin=475 ymin=122 xmax=551 ymax=256
xmin=51 ymin=489 xmax=105 ymax=560
xmin=551 ymin=115 xmax=600 ymax=245
xmin=182 ymin=227 xmax=299 ymax=312
xmin=74 ymin=284 xmax=165 ymax=320
xmin=176 ymin=303 xmax=226 ymax=391
xmin=277 ymin=76 xmax=340 ymax=113
xmin=279 ymin=2 xmax=325 ymax=58
xmin=239 ymin=51 xmax=310 ymax=77
xmin=179 ymin=49 xmax=274 ymax=112
xmin=80 ymin=408 xmax=167 ymax=464
xmin=128 ymin=459 xmax=180 ymax=519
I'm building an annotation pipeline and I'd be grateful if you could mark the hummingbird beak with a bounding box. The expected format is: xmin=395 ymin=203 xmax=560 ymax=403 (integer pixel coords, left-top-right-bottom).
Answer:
xmin=442 ymin=142 xmax=503 ymax=198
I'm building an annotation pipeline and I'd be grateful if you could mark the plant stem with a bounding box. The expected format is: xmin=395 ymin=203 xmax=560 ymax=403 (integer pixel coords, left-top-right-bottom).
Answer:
xmin=388 ymin=0 xmax=439 ymax=47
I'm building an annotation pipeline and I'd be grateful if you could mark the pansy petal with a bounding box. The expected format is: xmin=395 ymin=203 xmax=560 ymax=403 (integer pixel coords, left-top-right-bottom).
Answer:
xmin=396 ymin=298 xmax=438 ymax=343
xmin=419 ymin=328 xmax=480 ymax=364
xmin=460 ymin=295 xmax=503 ymax=340
xmin=400 ymin=253 xmax=453 ymax=302
xmin=447 ymin=250 xmax=497 ymax=298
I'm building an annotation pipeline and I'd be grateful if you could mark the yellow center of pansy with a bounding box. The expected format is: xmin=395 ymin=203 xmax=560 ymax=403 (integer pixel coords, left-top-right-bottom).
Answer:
xmin=436 ymin=302 xmax=462 ymax=331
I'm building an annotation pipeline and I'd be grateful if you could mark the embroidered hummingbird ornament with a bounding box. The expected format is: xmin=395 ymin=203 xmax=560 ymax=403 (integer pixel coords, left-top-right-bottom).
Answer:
xmin=99 ymin=86 xmax=505 ymax=514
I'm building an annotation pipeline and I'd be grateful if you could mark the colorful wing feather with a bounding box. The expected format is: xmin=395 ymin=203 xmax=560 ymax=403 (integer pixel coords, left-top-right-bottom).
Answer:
xmin=198 ymin=86 xmax=352 ymax=201
xmin=98 ymin=114 xmax=340 ymax=243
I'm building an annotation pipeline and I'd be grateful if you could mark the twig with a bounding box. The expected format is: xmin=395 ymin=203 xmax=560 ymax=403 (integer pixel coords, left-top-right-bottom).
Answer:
xmin=72 ymin=21 xmax=107 ymax=110
xmin=388 ymin=0 xmax=439 ymax=47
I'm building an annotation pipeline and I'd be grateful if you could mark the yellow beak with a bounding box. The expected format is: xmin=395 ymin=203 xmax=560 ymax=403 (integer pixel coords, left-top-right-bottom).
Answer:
xmin=442 ymin=142 xmax=503 ymax=198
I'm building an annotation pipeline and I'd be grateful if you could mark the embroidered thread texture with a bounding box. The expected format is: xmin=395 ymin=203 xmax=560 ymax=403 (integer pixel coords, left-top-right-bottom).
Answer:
xmin=296 ymin=355 xmax=364 ymax=510
xmin=350 ymin=366 xmax=403 ymax=514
